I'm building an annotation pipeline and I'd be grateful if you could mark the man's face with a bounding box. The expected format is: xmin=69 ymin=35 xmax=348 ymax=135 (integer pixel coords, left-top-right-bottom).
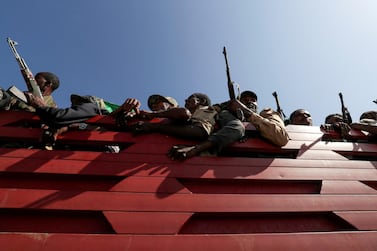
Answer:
xmin=151 ymin=99 xmax=172 ymax=112
xmin=326 ymin=114 xmax=343 ymax=124
xmin=240 ymin=95 xmax=258 ymax=113
xmin=185 ymin=95 xmax=200 ymax=112
xmin=292 ymin=110 xmax=313 ymax=125
xmin=35 ymin=75 xmax=51 ymax=95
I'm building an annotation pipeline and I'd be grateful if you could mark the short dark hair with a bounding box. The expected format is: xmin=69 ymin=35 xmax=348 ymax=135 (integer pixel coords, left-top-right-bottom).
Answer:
xmin=360 ymin=111 xmax=377 ymax=120
xmin=35 ymin=72 xmax=60 ymax=91
xmin=240 ymin=91 xmax=258 ymax=101
xmin=289 ymin=109 xmax=307 ymax=122
xmin=189 ymin=93 xmax=211 ymax=106
xmin=325 ymin=113 xmax=343 ymax=124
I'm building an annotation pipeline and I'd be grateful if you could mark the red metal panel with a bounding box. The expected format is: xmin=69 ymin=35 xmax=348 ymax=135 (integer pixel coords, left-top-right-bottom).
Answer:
xmin=1 ymin=111 xmax=377 ymax=250
xmin=335 ymin=211 xmax=377 ymax=230
xmin=1 ymin=156 xmax=376 ymax=182
xmin=0 ymin=232 xmax=376 ymax=251
xmin=321 ymin=180 xmax=377 ymax=194
xmin=0 ymin=127 xmax=41 ymax=140
xmin=296 ymin=149 xmax=349 ymax=160
xmin=104 ymin=211 xmax=192 ymax=234
xmin=110 ymin=176 xmax=191 ymax=193
xmin=0 ymin=110 xmax=37 ymax=125
xmin=286 ymin=124 xmax=323 ymax=133
xmin=0 ymin=209 xmax=115 ymax=233
xmin=285 ymin=132 xmax=323 ymax=141
xmin=1 ymin=147 xmax=376 ymax=170
xmin=1 ymin=188 xmax=377 ymax=212
xmin=0 ymin=172 xmax=190 ymax=194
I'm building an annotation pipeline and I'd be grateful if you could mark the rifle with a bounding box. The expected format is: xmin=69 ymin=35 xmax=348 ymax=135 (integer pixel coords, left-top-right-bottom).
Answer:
xmin=7 ymin=37 xmax=43 ymax=99
xmin=338 ymin=92 xmax=351 ymax=124
xmin=222 ymin=47 xmax=244 ymax=120
xmin=272 ymin=91 xmax=286 ymax=119
xmin=222 ymin=46 xmax=236 ymax=100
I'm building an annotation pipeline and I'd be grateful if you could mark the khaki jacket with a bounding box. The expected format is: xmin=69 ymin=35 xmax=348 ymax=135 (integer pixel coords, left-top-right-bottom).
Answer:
xmin=248 ymin=108 xmax=290 ymax=146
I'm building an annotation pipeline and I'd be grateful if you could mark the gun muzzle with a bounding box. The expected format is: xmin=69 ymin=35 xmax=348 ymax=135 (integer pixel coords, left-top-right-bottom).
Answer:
xmin=7 ymin=37 xmax=18 ymax=46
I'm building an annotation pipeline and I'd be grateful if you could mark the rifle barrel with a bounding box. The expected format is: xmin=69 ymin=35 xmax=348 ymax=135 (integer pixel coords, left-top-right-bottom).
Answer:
xmin=272 ymin=91 xmax=285 ymax=119
xmin=223 ymin=46 xmax=236 ymax=100
xmin=339 ymin=92 xmax=349 ymax=124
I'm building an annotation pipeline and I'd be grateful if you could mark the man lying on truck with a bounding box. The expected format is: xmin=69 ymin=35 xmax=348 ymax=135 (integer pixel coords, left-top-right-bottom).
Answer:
xmin=168 ymin=90 xmax=290 ymax=160
xmin=26 ymin=92 xmax=117 ymax=151
xmin=123 ymin=93 xmax=218 ymax=141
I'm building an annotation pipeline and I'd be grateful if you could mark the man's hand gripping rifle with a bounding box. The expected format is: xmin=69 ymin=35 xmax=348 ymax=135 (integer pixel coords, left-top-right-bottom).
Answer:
xmin=7 ymin=37 xmax=43 ymax=99
xmin=223 ymin=46 xmax=243 ymax=120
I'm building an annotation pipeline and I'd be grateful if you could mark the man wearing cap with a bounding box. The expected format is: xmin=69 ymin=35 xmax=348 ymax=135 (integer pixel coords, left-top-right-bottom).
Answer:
xmin=147 ymin=94 xmax=179 ymax=111
xmin=133 ymin=93 xmax=217 ymax=140
xmin=288 ymin=109 xmax=313 ymax=126
xmin=110 ymin=94 xmax=178 ymax=120
xmin=351 ymin=111 xmax=377 ymax=136
xmin=168 ymin=90 xmax=289 ymax=160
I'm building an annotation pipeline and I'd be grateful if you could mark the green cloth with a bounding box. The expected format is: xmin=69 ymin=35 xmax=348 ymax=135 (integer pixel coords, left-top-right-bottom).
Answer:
xmin=104 ymin=101 xmax=120 ymax=113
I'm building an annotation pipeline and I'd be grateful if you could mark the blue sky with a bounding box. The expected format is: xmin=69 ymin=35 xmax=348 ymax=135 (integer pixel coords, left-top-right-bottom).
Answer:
xmin=1 ymin=0 xmax=376 ymax=125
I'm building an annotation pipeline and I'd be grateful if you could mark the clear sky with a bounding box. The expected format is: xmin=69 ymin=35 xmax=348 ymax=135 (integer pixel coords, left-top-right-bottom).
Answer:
xmin=1 ymin=0 xmax=376 ymax=125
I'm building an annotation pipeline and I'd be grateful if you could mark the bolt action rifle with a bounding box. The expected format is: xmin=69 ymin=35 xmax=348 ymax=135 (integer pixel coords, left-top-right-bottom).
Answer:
xmin=223 ymin=46 xmax=237 ymax=100
xmin=272 ymin=91 xmax=286 ymax=119
xmin=222 ymin=46 xmax=243 ymax=120
xmin=338 ymin=92 xmax=351 ymax=124
xmin=7 ymin=37 xmax=43 ymax=99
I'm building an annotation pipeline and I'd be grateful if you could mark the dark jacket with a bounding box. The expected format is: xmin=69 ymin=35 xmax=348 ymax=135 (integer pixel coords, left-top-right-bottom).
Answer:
xmin=36 ymin=103 xmax=108 ymax=127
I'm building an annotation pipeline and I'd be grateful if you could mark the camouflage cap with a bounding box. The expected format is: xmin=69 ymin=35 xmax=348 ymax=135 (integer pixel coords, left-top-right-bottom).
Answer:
xmin=148 ymin=94 xmax=178 ymax=110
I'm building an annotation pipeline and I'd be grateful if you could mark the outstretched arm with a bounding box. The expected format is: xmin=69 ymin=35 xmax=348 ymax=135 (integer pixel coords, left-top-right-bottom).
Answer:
xmin=228 ymin=99 xmax=289 ymax=146
xmin=139 ymin=107 xmax=191 ymax=121
xmin=111 ymin=98 xmax=141 ymax=117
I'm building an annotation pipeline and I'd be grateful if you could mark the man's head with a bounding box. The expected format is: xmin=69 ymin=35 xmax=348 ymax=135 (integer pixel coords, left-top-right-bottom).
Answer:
xmin=360 ymin=111 xmax=377 ymax=121
xmin=325 ymin=113 xmax=343 ymax=124
xmin=185 ymin=93 xmax=211 ymax=113
xmin=240 ymin=90 xmax=258 ymax=113
xmin=35 ymin=72 xmax=60 ymax=96
xmin=290 ymin=109 xmax=313 ymax=126
xmin=147 ymin=94 xmax=178 ymax=111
